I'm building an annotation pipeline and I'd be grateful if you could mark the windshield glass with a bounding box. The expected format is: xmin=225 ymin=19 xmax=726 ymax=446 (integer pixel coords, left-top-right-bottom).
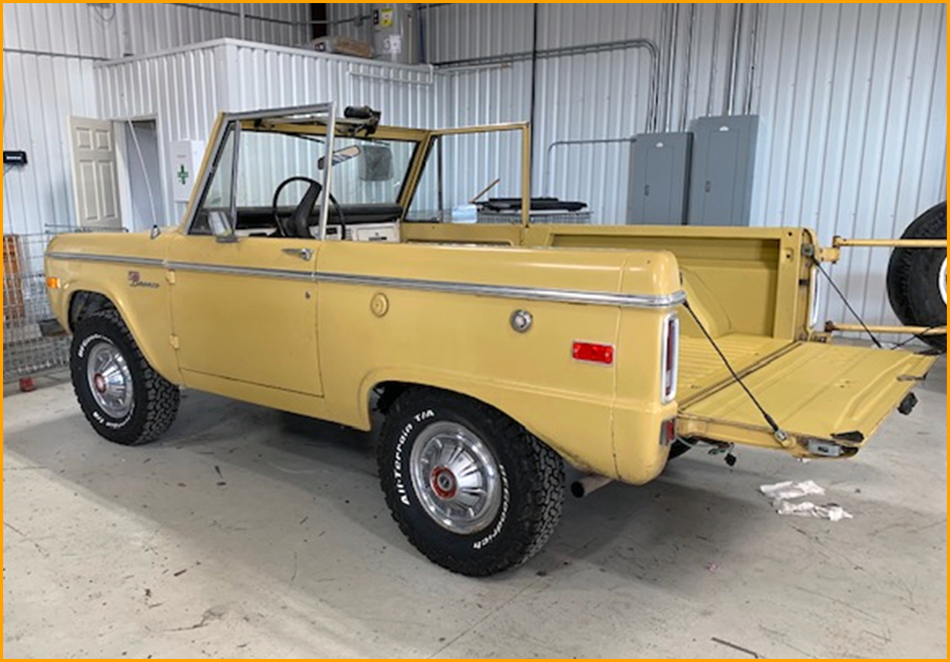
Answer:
xmin=190 ymin=122 xmax=419 ymax=236
xmin=238 ymin=130 xmax=416 ymax=207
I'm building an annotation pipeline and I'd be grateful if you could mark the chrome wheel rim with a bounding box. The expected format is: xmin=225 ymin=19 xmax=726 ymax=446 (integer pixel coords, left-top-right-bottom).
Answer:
xmin=939 ymin=256 xmax=947 ymax=306
xmin=86 ymin=341 xmax=134 ymax=418
xmin=409 ymin=421 xmax=502 ymax=535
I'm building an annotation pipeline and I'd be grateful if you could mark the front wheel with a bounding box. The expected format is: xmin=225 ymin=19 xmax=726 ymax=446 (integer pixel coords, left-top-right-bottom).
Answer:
xmin=378 ymin=389 xmax=564 ymax=576
xmin=70 ymin=309 xmax=180 ymax=445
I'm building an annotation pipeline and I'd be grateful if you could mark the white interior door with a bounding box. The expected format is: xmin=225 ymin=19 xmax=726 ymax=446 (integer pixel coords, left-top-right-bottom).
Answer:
xmin=68 ymin=116 xmax=122 ymax=229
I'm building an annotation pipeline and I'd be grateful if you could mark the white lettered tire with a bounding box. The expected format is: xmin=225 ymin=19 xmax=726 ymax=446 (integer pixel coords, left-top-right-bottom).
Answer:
xmin=70 ymin=309 xmax=180 ymax=445
xmin=378 ymin=389 xmax=564 ymax=576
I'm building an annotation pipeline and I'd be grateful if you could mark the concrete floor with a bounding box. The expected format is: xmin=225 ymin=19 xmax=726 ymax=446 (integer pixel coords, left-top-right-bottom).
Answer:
xmin=3 ymin=358 xmax=946 ymax=658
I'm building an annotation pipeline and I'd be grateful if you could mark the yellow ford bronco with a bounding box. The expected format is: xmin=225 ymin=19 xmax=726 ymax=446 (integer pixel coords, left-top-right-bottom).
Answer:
xmin=45 ymin=104 xmax=935 ymax=576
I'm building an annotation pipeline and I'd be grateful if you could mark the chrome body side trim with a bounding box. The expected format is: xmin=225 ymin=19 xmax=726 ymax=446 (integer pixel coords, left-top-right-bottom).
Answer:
xmin=313 ymin=271 xmax=686 ymax=308
xmin=166 ymin=261 xmax=312 ymax=282
xmin=47 ymin=252 xmax=686 ymax=309
xmin=46 ymin=252 xmax=165 ymax=268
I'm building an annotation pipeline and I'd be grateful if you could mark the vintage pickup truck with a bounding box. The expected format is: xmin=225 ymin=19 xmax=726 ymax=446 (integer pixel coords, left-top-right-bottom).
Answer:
xmin=45 ymin=104 xmax=936 ymax=576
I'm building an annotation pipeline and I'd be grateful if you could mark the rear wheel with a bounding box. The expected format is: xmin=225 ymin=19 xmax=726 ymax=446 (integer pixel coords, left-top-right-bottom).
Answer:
xmin=70 ymin=309 xmax=180 ymax=445
xmin=377 ymin=389 xmax=564 ymax=576
xmin=886 ymin=202 xmax=947 ymax=352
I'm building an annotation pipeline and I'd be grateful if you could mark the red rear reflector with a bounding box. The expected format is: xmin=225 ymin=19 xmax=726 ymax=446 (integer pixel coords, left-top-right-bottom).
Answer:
xmin=572 ymin=341 xmax=614 ymax=365
xmin=660 ymin=418 xmax=677 ymax=446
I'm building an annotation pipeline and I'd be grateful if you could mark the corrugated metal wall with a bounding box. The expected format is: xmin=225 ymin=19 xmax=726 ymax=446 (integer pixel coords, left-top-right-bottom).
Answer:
xmin=751 ymin=3 xmax=947 ymax=328
xmin=123 ymin=3 xmax=311 ymax=56
xmin=2 ymin=2 xmax=310 ymax=236
xmin=330 ymin=2 xmax=948 ymax=329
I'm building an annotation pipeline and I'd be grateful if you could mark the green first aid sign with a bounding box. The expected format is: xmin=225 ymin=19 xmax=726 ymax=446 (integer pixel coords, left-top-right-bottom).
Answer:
xmin=171 ymin=140 xmax=204 ymax=202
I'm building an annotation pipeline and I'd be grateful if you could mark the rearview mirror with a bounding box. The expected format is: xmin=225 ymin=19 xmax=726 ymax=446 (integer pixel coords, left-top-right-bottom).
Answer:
xmin=360 ymin=144 xmax=393 ymax=182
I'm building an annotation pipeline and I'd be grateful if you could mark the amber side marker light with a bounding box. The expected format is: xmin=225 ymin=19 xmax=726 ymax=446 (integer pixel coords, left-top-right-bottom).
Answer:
xmin=46 ymin=276 xmax=61 ymax=289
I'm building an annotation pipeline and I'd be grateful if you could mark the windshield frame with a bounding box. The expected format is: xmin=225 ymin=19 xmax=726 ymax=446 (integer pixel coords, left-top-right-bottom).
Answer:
xmin=182 ymin=103 xmax=427 ymax=239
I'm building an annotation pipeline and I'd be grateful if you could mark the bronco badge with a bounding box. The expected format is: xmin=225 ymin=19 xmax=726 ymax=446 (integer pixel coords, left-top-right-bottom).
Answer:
xmin=128 ymin=270 xmax=160 ymax=289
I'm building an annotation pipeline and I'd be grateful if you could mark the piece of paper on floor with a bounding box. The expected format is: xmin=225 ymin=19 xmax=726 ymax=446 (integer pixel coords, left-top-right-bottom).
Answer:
xmin=759 ymin=479 xmax=825 ymax=501
xmin=775 ymin=500 xmax=853 ymax=521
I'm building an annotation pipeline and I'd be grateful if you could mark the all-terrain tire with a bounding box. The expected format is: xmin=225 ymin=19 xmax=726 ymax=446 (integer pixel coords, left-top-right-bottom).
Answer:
xmin=70 ymin=309 xmax=180 ymax=445
xmin=378 ymin=388 xmax=564 ymax=576
xmin=886 ymin=201 xmax=947 ymax=352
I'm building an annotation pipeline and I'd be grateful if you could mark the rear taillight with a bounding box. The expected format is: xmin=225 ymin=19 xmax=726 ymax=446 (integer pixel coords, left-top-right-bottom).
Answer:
xmin=661 ymin=312 xmax=679 ymax=404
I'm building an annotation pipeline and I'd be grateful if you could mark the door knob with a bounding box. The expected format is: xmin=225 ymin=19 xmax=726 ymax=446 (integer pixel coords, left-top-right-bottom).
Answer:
xmin=282 ymin=247 xmax=313 ymax=261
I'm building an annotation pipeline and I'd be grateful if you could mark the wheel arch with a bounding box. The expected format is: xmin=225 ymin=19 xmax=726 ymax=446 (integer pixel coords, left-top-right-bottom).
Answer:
xmin=361 ymin=370 xmax=614 ymax=479
xmin=65 ymin=286 xmax=183 ymax=385
xmin=68 ymin=289 xmax=117 ymax=332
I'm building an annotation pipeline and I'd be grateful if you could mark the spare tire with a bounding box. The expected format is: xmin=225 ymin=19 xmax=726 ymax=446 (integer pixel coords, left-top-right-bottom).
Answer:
xmin=886 ymin=201 xmax=947 ymax=352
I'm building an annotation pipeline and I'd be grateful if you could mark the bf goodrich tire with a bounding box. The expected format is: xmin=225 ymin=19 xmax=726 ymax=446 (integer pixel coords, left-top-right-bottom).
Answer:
xmin=70 ymin=309 xmax=180 ymax=445
xmin=378 ymin=389 xmax=564 ymax=576
xmin=886 ymin=201 xmax=947 ymax=352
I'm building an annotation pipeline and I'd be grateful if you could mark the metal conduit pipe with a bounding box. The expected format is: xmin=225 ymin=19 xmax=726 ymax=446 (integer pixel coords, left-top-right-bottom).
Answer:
xmin=743 ymin=4 xmax=762 ymax=116
xmin=543 ymin=137 xmax=636 ymax=195
xmin=724 ymin=3 xmax=744 ymax=116
xmin=706 ymin=4 xmax=723 ymax=117
xmin=663 ymin=4 xmax=679 ymax=132
xmin=434 ymin=38 xmax=662 ymax=132
xmin=680 ymin=4 xmax=697 ymax=132
xmin=171 ymin=3 xmax=371 ymax=27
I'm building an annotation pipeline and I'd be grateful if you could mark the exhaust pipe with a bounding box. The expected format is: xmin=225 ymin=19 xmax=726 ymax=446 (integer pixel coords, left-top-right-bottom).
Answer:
xmin=570 ymin=474 xmax=613 ymax=498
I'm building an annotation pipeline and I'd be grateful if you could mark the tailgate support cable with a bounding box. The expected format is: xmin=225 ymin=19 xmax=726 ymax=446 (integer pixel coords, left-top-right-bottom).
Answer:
xmin=682 ymin=300 xmax=789 ymax=444
xmin=810 ymin=257 xmax=884 ymax=349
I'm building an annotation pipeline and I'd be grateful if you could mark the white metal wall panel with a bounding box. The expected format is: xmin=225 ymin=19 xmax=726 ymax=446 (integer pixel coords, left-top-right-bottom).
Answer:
xmin=751 ymin=3 xmax=947 ymax=329
xmin=2 ymin=3 xmax=122 ymax=58
xmin=3 ymin=53 xmax=100 ymax=235
xmin=96 ymin=43 xmax=225 ymax=224
xmin=3 ymin=3 xmax=311 ymax=60
xmin=225 ymin=42 xmax=439 ymax=128
xmin=123 ymin=3 xmax=311 ymax=56
xmin=2 ymin=3 xmax=312 ymax=236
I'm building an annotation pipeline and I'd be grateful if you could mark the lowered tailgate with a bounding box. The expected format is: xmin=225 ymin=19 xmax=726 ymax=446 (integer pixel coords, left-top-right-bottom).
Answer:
xmin=677 ymin=342 xmax=936 ymax=458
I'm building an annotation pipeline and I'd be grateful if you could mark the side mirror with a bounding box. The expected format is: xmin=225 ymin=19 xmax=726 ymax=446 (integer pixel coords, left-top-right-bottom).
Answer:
xmin=209 ymin=210 xmax=237 ymax=243
xmin=360 ymin=144 xmax=393 ymax=182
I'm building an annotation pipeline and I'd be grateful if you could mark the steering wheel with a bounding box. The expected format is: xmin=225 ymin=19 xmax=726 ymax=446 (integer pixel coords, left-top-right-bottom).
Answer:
xmin=271 ymin=176 xmax=345 ymax=239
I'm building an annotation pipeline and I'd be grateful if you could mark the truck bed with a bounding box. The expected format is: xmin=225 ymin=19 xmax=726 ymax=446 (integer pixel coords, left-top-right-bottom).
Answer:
xmin=400 ymin=222 xmax=935 ymax=457
xmin=678 ymin=334 xmax=792 ymax=403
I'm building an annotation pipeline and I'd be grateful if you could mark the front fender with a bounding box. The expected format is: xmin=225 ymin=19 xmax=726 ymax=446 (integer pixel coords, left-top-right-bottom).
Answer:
xmin=53 ymin=270 xmax=181 ymax=385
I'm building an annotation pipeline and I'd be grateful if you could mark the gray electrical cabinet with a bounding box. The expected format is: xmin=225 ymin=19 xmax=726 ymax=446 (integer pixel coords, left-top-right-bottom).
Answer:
xmin=627 ymin=132 xmax=692 ymax=225
xmin=687 ymin=115 xmax=759 ymax=226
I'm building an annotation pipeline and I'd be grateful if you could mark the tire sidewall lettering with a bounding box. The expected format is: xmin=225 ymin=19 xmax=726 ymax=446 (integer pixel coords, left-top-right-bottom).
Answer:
xmin=473 ymin=465 xmax=509 ymax=550
xmin=77 ymin=333 xmax=109 ymax=360
xmin=75 ymin=325 xmax=136 ymax=430
xmin=393 ymin=408 xmax=435 ymax=508
xmin=391 ymin=404 xmax=512 ymax=553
